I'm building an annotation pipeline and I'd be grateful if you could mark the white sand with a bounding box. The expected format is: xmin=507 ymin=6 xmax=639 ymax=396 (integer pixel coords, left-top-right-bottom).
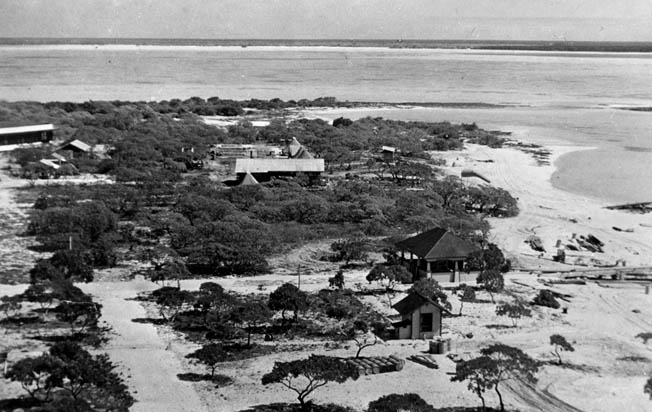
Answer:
xmin=439 ymin=144 xmax=652 ymax=269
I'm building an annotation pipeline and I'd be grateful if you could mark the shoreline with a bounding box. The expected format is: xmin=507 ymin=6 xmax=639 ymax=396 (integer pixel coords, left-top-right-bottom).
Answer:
xmin=2 ymin=43 xmax=652 ymax=56
xmin=439 ymin=143 xmax=652 ymax=269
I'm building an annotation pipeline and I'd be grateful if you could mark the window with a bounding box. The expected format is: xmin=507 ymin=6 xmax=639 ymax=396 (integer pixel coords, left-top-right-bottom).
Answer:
xmin=420 ymin=313 xmax=433 ymax=333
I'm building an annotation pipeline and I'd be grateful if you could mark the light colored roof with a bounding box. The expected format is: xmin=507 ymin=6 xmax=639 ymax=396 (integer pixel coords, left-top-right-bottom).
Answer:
xmin=51 ymin=153 xmax=67 ymax=162
xmin=288 ymin=137 xmax=303 ymax=157
xmin=59 ymin=139 xmax=91 ymax=152
xmin=39 ymin=159 xmax=60 ymax=169
xmin=238 ymin=172 xmax=259 ymax=186
xmin=292 ymin=146 xmax=314 ymax=159
xmin=0 ymin=124 xmax=55 ymax=135
xmin=235 ymin=158 xmax=325 ymax=174
xmin=381 ymin=146 xmax=397 ymax=153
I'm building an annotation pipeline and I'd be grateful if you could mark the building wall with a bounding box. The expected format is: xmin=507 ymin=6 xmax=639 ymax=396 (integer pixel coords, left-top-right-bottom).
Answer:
xmin=0 ymin=130 xmax=53 ymax=146
xmin=404 ymin=303 xmax=441 ymax=339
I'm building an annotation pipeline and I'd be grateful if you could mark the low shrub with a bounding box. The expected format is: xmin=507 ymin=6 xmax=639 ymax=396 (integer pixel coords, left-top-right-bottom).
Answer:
xmin=533 ymin=289 xmax=560 ymax=309
xmin=367 ymin=393 xmax=435 ymax=412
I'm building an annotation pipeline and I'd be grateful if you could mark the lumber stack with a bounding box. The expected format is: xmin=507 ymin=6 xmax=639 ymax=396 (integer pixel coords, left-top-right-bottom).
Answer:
xmin=408 ymin=354 xmax=439 ymax=369
xmin=345 ymin=355 xmax=404 ymax=376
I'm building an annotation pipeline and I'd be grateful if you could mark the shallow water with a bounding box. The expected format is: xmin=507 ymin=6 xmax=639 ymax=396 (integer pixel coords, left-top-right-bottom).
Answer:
xmin=1 ymin=45 xmax=652 ymax=203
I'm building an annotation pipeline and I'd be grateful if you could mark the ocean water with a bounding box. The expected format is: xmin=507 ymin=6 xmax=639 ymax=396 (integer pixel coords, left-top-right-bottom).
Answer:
xmin=1 ymin=45 xmax=652 ymax=203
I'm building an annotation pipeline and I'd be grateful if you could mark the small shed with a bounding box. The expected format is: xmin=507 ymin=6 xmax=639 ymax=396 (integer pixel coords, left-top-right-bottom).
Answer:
xmin=392 ymin=291 xmax=448 ymax=339
xmin=396 ymin=228 xmax=477 ymax=282
xmin=381 ymin=146 xmax=398 ymax=162
xmin=58 ymin=139 xmax=91 ymax=158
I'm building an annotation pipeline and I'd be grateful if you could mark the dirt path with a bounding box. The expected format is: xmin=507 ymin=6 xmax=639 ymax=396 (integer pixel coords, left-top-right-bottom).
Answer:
xmin=80 ymin=278 xmax=209 ymax=412
xmin=505 ymin=379 xmax=585 ymax=412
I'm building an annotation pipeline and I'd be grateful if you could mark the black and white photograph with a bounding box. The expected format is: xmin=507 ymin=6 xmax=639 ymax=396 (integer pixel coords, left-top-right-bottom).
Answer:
xmin=0 ymin=1 xmax=651 ymax=411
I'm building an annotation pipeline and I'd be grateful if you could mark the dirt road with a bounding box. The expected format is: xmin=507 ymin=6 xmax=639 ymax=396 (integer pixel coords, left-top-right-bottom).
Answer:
xmin=81 ymin=279 xmax=209 ymax=412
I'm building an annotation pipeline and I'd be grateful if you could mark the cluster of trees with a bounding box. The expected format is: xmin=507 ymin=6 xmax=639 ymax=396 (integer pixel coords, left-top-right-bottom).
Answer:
xmin=153 ymin=281 xmax=388 ymax=351
xmin=6 ymin=341 xmax=133 ymax=411
xmin=26 ymin=168 xmax=514 ymax=279
xmin=3 ymin=98 xmax=509 ymax=181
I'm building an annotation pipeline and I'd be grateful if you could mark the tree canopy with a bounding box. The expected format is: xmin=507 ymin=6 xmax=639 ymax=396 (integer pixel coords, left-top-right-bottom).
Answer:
xmin=261 ymin=355 xmax=359 ymax=407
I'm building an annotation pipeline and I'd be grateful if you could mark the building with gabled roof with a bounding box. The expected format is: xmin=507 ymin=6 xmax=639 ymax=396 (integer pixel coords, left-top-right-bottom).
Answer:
xmin=0 ymin=124 xmax=55 ymax=146
xmin=58 ymin=139 xmax=91 ymax=154
xmin=238 ymin=172 xmax=259 ymax=186
xmin=392 ymin=291 xmax=450 ymax=339
xmin=234 ymin=158 xmax=324 ymax=184
xmin=395 ymin=228 xmax=478 ymax=282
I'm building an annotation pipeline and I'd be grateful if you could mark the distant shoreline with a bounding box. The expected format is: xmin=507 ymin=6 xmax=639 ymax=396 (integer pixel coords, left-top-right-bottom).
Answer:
xmin=3 ymin=37 xmax=652 ymax=53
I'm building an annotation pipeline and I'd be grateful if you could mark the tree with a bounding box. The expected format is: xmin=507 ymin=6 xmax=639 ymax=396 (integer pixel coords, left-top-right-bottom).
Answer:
xmin=329 ymin=270 xmax=345 ymax=290
xmin=533 ymin=289 xmax=560 ymax=309
xmin=261 ymin=355 xmax=359 ymax=409
xmin=451 ymin=355 xmax=497 ymax=412
xmin=366 ymin=264 xmax=412 ymax=305
xmin=7 ymin=342 xmax=133 ymax=409
xmin=549 ymin=334 xmax=574 ymax=365
xmin=457 ymin=284 xmax=476 ymax=316
xmin=330 ymin=234 xmax=368 ymax=265
xmin=341 ymin=320 xmax=379 ymax=358
xmin=468 ymin=243 xmax=510 ymax=272
xmin=479 ymin=344 xmax=539 ymax=412
xmin=645 ymin=376 xmax=652 ymax=400
xmin=495 ymin=300 xmax=532 ymax=327
xmin=268 ymin=283 xmax=309 ymax=322
xmin=408 ymin=278 xmax=451 ymax=311
xmin=0 ymin=295 xmax=22 ymax=318
xmin=21 ymin=282 xmax=56 ymax=316
xmin=5 ymin=354 xmax=61 ymax=401
xmin=186 ymin=343 xmax=227 ymax=378
xmin=48 ymin=249 xmax=94 ymax=282
xmin=228 ymin=297 xmax=272 ymax=346
xmin=155 ymin=288 xmax=194 ymax=323
xmin=148 ymin=258 xmax=190 ymax=287
xmin=476 ymin=270 xmax=504 ymax=303
xmin=55 ymin=301 xmax=101 ymax=334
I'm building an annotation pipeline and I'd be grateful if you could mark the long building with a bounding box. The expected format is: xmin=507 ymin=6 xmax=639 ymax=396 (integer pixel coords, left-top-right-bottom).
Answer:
xmin=0 ymin=124 xmax=55 ymax=146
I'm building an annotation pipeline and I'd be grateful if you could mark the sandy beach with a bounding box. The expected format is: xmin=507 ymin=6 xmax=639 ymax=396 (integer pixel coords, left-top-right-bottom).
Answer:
xmin=438 ymin=143 xmax=652 ymax=269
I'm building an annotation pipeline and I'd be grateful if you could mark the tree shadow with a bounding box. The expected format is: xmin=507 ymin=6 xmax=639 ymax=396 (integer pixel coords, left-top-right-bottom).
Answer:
xmin=616 ymin=355 xmax=651 ymax=363
xmin=131 ymin=317 xmax=167 ymax=325
xmin=485 ymin=324 xmax=513 ymax=330
xmin=541 ymin=360 xmax=599 ymax=373
xmin=0 ymin=313 xmax=43 ymax=325
xmin=237 ymin=403 xmax=355 ymax=412
xmin=0 ymin=397 xmax=43 ymax=410
xmin=177 ymin=373 xmax=233 ymax=387
xmin=28 ymin=329 xmax=109 ymax=347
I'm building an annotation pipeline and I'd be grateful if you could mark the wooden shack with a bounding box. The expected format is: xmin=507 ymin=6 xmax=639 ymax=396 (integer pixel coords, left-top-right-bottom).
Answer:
xmin=392 ymin=291 xmax=447 ymax=339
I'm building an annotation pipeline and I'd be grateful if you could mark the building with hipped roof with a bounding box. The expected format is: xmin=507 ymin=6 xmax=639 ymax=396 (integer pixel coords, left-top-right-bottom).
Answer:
xmin=395 ymin=228 xmax=478 ymax=283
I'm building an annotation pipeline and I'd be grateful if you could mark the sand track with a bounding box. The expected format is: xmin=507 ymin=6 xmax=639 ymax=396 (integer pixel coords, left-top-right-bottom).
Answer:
xmin=506 ymin=379 xmax=585 ymax=412
xmin=80 ymin=279 xmax=209 ymax=412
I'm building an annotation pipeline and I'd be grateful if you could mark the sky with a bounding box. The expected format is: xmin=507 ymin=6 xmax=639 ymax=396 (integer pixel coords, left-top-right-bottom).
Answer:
xmin=1 ymin=0 xmax=651 ymax=41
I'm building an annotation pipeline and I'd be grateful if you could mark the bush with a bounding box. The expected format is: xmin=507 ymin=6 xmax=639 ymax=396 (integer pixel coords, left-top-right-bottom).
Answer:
xmin=533 ymin=289 xmax=560 ymax=309
xmin=367 ymin=393 xmax=435 ymax=412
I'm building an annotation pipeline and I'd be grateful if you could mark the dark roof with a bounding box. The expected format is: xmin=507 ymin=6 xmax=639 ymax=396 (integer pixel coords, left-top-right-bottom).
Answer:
xmin=395 ymin=228 xmax=476 ymax=260
xmin=392 ymin=291 xmax=449 ymax=315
